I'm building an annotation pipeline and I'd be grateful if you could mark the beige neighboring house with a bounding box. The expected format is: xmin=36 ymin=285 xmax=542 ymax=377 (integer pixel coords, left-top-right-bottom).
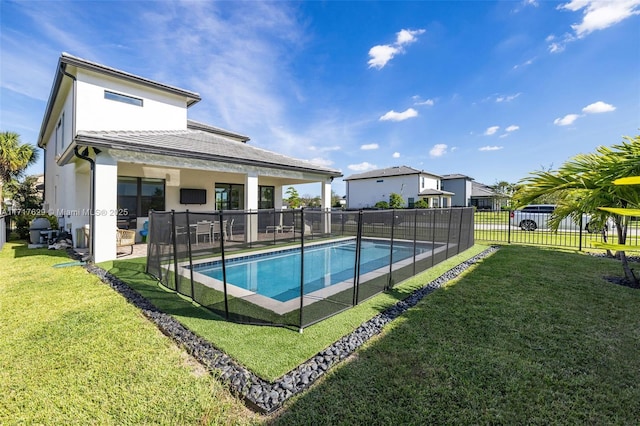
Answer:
xmin=344 ymin=166 xmax=453 ymax=209
xmin=37 ymin=53 xmax=341 ymax=262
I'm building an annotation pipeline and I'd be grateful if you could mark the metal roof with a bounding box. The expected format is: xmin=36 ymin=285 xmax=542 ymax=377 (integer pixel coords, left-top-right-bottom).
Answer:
xmin=73 ymin=129 xmax=342 ymax=177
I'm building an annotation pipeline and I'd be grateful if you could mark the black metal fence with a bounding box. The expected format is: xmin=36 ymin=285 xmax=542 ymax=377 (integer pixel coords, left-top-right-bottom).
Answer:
xmin=474 ymin=209 xmax=640 ymax=249
xmin=146 ymin=207 xmax=474 ymax=331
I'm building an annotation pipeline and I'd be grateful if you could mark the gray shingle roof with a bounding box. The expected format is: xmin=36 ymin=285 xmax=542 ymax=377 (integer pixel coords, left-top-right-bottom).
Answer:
xmin=74 ymin=129 xmax=342 ymax=177
xmin=471 ymin=181 xmax=500 ymax=198
xmin=441 ymin=173 xmax=474 ymax=180
xmin=344 ymin=165 xmax=441 ymax=181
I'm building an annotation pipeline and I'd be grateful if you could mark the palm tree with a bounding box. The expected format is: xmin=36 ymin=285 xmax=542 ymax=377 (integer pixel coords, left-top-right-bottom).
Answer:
xmin=514 ymin=135 xmax=640 ymax=284
xmin=0 ymin=131 xmax=39 ymax=197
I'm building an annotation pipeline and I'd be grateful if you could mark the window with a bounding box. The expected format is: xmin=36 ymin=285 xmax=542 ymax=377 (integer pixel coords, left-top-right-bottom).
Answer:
xmin=105 ymin=90 xmax=143 ymax=107
xmin=215 ymin=183 xmax=244 ymax=210
xmin=259 ymin=186 xmax=274 ymax=209
xmin=117 ymin=177 xmax=165 ymax=217
xmin=55 ymin=113 xmax=64 ymax=155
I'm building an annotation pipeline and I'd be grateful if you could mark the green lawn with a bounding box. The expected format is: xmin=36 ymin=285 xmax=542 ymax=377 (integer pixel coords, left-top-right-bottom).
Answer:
xmin=3 ymin=240 xmax=639 ymax=424
xmin=0 ymin=241 xmax=258 ymax=425
xmin=271 ymin=245 xmax=640 ymax=424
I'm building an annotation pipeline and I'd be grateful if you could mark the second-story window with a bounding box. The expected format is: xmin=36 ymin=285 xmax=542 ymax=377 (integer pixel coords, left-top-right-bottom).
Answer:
xmin=104 ymin=90 xmax=143 ymax=107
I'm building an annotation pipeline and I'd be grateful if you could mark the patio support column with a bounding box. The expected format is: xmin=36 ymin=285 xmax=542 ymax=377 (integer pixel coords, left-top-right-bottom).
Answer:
xmin=93 ymin=153 xmax=118 ymax=263
xmin=245 ymin=172 xmax=259 ymax=243
xmin=274 ymin=185 xmax=284 ymax=209
xmin=321 ymin=178 xmax=332 ymax=233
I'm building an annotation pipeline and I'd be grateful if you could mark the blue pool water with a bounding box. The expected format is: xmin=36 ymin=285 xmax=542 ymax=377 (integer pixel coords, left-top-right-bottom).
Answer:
xmin=192 ymin=240 xmax=432 ymax=302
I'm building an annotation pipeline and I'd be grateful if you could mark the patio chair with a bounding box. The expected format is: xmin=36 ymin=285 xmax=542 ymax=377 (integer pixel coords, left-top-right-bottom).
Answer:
xmin=195 ymin=221 xmax=212 ymax=245
xmin=116 ymin=228 xmax=136 ymax=255
xmin=212 ymin=220 xmax=227 ymax=241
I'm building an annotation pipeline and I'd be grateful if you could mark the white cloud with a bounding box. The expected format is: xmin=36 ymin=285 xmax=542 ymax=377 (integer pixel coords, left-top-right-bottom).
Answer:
xmin=429 ymin=144 xmax=448 ymax=158
xmin=506 ymin=125 xmax=520 ymax=132
xmin=308 ymin=157 xmax=334 ymax=167
xmin=559 ymin=0 xmax=640 ymax=37
xmin=379 ymin=108 xmax=418 ymax=122
xmin=348 ymin=162 xmax=377 ymax=171
xmin=582 ymin=101 xmax=616 ymax=114
xmin=415 ymin=99 xmax=435 ymax=106
xmin=368 ymin=28 xmax=425 ymax=69
xmin=513 ymin=58 xmax=535 ymax=69
xmin=309 ymin=145 xmax=341 ymax=152
xmin=496 ymin=93 xmax=521 ymax=103
xmin=484 ymin=126 xmax=500 ymax=136
xmin=392 ymin=152 xmax=400 ymax=158
xmin=479 ymin=146 xmax=504 ymax=151
xmin=367 ymin=45 xmax=400 ymax=69
xmin=360 ymin=143 xmax=379 ymax=150
xmin=554 ymin=113 xmax=581 ymax=126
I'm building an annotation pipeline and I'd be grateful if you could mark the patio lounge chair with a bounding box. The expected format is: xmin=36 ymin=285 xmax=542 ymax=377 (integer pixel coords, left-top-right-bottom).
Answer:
xmin=116 ymin=228 xmax=136 ymax=255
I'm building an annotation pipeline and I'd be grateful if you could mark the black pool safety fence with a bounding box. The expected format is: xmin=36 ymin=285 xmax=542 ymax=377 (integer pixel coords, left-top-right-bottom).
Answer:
xmin=146 ymin=207 xmax=474 ymax=331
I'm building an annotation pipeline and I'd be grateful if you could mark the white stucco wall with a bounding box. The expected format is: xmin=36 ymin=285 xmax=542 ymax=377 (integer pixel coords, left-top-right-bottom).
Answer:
xmin=347 ymin=175 xmax=419 ymax=208
xmin=75 ymin=69 xmax=188 ymax=132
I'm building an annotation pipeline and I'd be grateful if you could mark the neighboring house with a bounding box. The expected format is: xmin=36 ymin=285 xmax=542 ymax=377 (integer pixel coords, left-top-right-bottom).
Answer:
xmin=37 ymin=53 xmax=341 ymax=262
xmin=441 ymin=173 xmax=473 ymax=207
xmin=471 ymin=181 xmax=509 ymax=210
xmin=344 ymin=166 xmax=453 ymax=209
xmin=441 ymin=174 xmax=507 ymax=210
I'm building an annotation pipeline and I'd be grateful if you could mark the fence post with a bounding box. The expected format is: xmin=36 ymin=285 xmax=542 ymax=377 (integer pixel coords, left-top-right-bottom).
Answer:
xmin=185 ymin=210 xmax=195 ymax=299
xmin=145 ymin=210 xmax=152 ymax=274
xmin=219 ymin=210 xmax=229 ymax=320
xmin=412 ymin=208 xmax=418 ymax=276
xmin=507 ymin=209 xmax=512 ymax=244
xmin=457 ymin=208 xmax=464 ymax=254
xmin=352 ymin=209 xmax=363 ymax=306
xmin=445 ymin=208 xmax=452 ymax=259
xmin=299 ymin=208 xmax=305 ymax=333
xmin=171 ymin=210 xmax=179 ymax=292
xmin=579 ymin=214 xmax=583 ymax=251
xmin=387 ymin=209 xmax=396 ymax=290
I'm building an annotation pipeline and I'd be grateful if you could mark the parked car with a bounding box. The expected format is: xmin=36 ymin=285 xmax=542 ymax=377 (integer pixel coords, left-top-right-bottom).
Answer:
xmin=509 ymin=204 xmax=608 ymax=232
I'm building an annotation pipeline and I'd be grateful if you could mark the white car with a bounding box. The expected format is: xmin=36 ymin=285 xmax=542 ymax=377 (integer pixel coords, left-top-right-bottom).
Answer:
xmin=509 ymin=204 xmax=607 ymax=232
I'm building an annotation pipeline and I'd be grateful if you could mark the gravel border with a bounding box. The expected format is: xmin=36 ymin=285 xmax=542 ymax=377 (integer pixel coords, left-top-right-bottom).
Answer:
xmin=78 ymin=246 xmax=498 ymax=414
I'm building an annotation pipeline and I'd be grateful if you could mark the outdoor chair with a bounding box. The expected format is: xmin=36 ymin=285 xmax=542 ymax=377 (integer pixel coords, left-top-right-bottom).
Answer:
xmin=212 ymin=220 xmax=227 ymax=241
xmin=195 ymin=221 xmax=212 ymax=245
xmin=116 ymin=228 xmax=136 ymax=255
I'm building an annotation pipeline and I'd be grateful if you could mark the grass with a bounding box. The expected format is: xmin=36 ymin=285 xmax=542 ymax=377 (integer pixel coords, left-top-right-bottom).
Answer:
xmin=4 ymin=240 xmax=639 ymax=424
xmin=0 ymin=241 xmax=259 ymax=425
xmin=270 ymin=245 xmax=640 ymax=424
xmin=101 ymin=244 xmax=489 ymax=381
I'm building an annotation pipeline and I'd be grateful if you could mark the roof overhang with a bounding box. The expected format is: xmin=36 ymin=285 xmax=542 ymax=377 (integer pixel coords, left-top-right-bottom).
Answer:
xmin=60 ymin=133 xmax=343 ymax=179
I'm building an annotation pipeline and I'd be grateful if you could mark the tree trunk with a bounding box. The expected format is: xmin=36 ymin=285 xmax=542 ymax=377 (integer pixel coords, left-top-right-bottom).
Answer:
xmin=619 ymin=251 xmax=638 ymax=285
xmin=615 ymin=217 xmax=638 ymax=285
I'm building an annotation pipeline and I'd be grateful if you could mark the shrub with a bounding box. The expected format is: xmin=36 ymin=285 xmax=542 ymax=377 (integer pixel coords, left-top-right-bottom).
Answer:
xmin=374 ymin=201 xmax=389 ymax=209
xmin=14 ymin=214 xmax=58 ymax=240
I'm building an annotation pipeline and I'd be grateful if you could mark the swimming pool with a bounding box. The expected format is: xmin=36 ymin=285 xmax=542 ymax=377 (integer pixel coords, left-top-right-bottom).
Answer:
xmin=190 ymin=239 xmax=433 ymax=303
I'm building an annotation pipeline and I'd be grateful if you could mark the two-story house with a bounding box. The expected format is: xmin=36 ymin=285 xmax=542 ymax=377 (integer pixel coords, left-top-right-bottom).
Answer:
xmin=37 ymin=53 xmax=341 ymax=262
xmin=441 ymin=173 xmax=508 ymax=209
xmin=344 ymin=166 xmax=453 ymax=209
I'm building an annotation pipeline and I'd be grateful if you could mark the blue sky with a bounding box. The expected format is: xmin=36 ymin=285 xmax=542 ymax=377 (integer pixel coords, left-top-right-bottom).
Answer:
xmin=1 ymin=0 xmax=639 ymax=197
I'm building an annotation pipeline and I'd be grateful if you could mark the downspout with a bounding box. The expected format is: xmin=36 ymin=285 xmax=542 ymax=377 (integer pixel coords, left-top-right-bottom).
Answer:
xmin=60 ymin=64 xmax=92 ymax=260
xmin=74 ymin=147 xmax=95 ymax=262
